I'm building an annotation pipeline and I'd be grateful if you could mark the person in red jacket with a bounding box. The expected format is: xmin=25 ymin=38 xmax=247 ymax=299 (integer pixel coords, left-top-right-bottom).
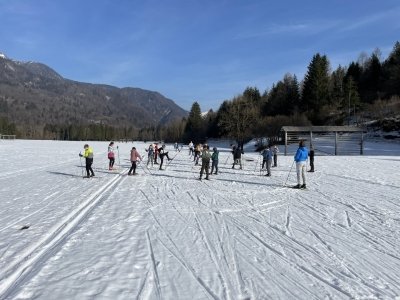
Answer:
xmin=128 ymin=147 xmax=142 ymax=175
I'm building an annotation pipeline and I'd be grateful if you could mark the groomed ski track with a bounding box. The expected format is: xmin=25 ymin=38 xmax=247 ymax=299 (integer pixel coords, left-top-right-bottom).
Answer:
xmin=0 ymin=140 xmax=400 ymax=299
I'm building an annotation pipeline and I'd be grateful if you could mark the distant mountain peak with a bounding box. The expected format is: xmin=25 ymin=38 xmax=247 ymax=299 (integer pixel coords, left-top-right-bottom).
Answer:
xmin=0 ymin=53 xmax=6 ymax=59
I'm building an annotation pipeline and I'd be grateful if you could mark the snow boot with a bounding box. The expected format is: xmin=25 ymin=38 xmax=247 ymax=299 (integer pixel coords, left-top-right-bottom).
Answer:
xmin=293 ymin=184 xmax=301 ymax=189
xmin=301 ymin=184 xmax=306 ymax=189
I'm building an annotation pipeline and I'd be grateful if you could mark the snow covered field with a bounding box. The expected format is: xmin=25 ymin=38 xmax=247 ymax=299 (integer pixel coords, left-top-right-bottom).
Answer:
xmin=0 ymin=139 xmax=400 ymax=300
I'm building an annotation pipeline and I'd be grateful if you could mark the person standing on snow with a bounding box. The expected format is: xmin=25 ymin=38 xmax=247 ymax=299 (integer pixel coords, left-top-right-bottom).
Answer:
xmin=199 ymin=145 xmax=212 ymax=180
xmin=188 ymin=141 xmax=194 ymax=156
xmin=193 ymin=143 xmax=202 ymax=165
xmin=260 ymin=146 xmax=272 ymax=176
xmin=294 ymin=140 xmax=309 ymax=188
xmin=154 ymin=144 xmax=159 ymax=164
xmin=79 ymin=144 xmax=95 ymax=178
xmin=210 ymin=147 xmax=219 ymax=175
xmin=308 ymin=145 xmax=315 ymax=172
xmin=272 ymin=145 xmax=279 ymax=167
xmin=158 ymin=145 xmax=172 ymax=170
xmin=128 ymin=147 xmax=142 ymax=175
xmin=232 ymin=146 xmax=244 ymax=169
xmin=108 ymin=141 xmax=116 ymax=170
xmin=146 ymin=144 xmax=154 ymax=167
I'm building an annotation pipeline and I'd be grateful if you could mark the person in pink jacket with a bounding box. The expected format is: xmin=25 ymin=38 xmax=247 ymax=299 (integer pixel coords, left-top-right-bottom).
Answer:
xmin=128 ymin=147 xmax=142 ymax=175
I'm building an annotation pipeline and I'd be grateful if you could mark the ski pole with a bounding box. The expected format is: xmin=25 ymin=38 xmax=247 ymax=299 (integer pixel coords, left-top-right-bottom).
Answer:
xmin=224 ymin=153 xmax=230 ymax=166
xmin=79 ymin=153 xmax=84 ymax=177
xmin=117 ymin=146 xmax=120 ymax=167
xmin=254 ymin=153 xmax=260 ymax=172
xmin=284 ymin=161 xmax=295 ymax=186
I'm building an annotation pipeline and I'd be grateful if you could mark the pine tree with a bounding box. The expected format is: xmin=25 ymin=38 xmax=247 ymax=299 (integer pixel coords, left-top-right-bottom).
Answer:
xmin=359 ymin=52 xmax=382 ymax=103
xmin=301 ymin=54 xmax=331 ymax=114
xmin=330 ymin=65 xmax=346 ymax=110
xmin=344 ymin=76 xmax=360 ymax=125
xmin=382 ymin=41 xmax=400 ymax=98
xmin=183 ymin=102 xmax=204 ymax=142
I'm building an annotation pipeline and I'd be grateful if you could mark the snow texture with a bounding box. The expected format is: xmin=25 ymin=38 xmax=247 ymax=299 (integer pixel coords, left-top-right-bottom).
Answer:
xmin=0 ymin=139 xmax=400 ymax=300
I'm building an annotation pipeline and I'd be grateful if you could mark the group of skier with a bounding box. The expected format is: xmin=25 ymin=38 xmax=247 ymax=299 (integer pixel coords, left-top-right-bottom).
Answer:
xmin=79 ymin=139 xmax=315 ymax=188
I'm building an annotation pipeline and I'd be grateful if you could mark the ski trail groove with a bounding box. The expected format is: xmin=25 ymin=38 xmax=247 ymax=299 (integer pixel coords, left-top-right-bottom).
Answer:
xmin=192 ymin=209 xmax=229 ymax=299
xmin=225 ymin=215 xmax=357 ymax=298
xmin=0 ymin=170 xmax=127 ymax=298
xmin=146 ymin=231 xmax=162 ymax=299
xmin=140 ymin=190 xmax=219 ymax=299
xmin=156 ymin=238 xmax=219 ymax=300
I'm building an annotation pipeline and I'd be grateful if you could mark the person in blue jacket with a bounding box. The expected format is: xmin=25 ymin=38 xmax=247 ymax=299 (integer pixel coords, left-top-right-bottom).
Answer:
xmin=294 ymin=140 xmax=309 ymax=188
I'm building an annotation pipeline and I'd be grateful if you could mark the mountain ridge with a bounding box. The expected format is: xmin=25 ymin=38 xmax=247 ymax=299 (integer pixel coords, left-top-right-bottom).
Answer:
xmin=0 ymin=54 xmax=187 ymax=137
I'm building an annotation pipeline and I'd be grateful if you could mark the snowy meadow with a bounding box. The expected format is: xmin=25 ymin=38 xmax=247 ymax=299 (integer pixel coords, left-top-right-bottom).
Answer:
xmin=0 ymin=139 xmax=400 ymax=300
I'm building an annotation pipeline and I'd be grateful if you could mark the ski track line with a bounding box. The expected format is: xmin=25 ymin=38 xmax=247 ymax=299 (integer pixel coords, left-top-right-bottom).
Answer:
xmin=156 ymin=237 xmax=219 ymax=300
xmin=235 ymin=248 xmax=318 ymax=299
xmin=135 ymin=268 xmax=150 ymax=300
xmin=192 ymin=208 xmax=230 ymax=299
xmin=146 ymin=231 xmax=162 ymax=300
xmin=0 ymin=169 xmax=127 ymax=298
xmin=221 ymin=217 xmax=249 ymax=299
xmin=140 ymin=197 xmax=218 ymax=299
xmin=190 ymin=191 xmax=302 ymax=262
xmin=224 ymin=215 xmax=357 ymax=298
xmin=285 ymin=205 xmax=292 ymax=236
xmin=345 ymin=211 xmax=352 ymax=228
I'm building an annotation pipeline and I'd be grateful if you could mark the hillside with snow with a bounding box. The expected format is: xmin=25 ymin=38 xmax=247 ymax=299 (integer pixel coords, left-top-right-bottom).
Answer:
xmin=0 ymin=139 xmax=399 ymax=299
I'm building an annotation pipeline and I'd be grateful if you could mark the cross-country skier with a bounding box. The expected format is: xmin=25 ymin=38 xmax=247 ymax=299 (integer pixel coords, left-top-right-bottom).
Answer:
xmin=154 ymin=144 xmax=159 ymax=164
xmin=146 ymin=144 xmax=154 ymax=167
xmin=194 ymin=143 xmax=202 ymax=165
xmin=188 ymin=141 xmax=194 ymax=156
xmin=79 ymin=144 xmax=95 ymax=178
xmin=232 ymin=146 xmax=244 ymax=169
xmin=128 ymin=147 xmax=142 ymax=175
xmin=260 ymin=146 xmax=272 ymax=176
xmin=199 ymin=144 xmax=211 ymax=180
xmin=108 ymin=141 xmax=115 ymax=170
xmin=308 ymin=145 xmax=315 ymax=172
xmin=272 ymin=145 xmax=279 ymax=167
xmin=210 ymin=147 xmax=219 ymax=175
xmin=158 ymin=145 xmax=171 ymax=170
xmin=294 ymin=140 xmax=309 ymax=188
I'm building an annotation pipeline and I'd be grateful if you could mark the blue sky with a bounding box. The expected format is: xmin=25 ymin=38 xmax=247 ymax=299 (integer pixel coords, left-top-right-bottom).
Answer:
xmin=1 ymin=0 xmax=399 ymax=111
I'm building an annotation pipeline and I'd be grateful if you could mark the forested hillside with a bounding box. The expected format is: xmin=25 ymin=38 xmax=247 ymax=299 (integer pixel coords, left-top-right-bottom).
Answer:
xmin=0 ymin=55 xmax=187 ymax=140
xmin=162 ymin=41 xmax=400 ymax=144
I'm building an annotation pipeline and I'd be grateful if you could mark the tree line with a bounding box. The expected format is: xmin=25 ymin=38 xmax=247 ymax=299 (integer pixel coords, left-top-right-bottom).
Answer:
xmin=161 ymin=41 xmax=400 ymax=144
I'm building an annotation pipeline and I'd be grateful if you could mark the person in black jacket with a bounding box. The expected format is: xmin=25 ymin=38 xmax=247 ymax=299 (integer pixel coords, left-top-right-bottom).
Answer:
xmin=308 ymin=145 xmax=315 ymax=172
xmin=232 ymin=146 xmax=244 ymax=169
xmin=158 ymin=145 xmax=171 ymax=170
